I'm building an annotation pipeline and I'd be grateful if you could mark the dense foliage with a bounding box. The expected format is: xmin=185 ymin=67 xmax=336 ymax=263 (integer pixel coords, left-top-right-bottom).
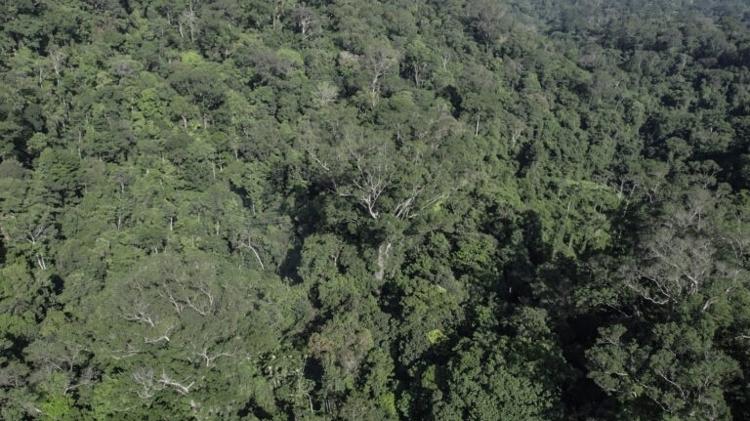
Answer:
xmin=2 ymin=0 xmax=750 ymax=419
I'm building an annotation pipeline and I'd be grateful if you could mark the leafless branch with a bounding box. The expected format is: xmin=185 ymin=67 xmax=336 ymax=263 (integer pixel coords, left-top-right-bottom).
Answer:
xmin=144 ymin=324 xmax=175 ymax=344
xmin=158 ymin=371 xmax=195 ymax=395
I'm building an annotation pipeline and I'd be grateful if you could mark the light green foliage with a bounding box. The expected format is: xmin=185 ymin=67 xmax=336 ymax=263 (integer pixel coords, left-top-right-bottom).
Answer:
xmin=425 ymin=329 xmax=447 ymax=345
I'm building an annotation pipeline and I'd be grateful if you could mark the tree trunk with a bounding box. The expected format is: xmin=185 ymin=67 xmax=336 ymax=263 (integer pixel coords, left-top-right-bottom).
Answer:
xmin=375 ymin=241 xmax=392 ymax=281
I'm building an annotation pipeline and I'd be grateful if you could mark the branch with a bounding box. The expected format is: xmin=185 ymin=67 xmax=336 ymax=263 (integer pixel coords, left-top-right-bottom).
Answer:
xmin=132 ymin=368 xmax=157 ymax=399
xmin=144 ymin=324 xmax=175 ymax=344
xmin=240 ymin=239 xmax=265 ymax=270
xmin=158 ymin=372 xmax=195 ymax=395
xmin=159 ymin=287 xmax=184 ymax=314
xmin=197 ymin=347 xmax=234 ymax=368
xmin=124 ymin=310 xmax=156 ymax=328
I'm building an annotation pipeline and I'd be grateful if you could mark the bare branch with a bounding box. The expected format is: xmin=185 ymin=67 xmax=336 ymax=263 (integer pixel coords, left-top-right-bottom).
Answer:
xmin=123 ymin=305 xmax=156 ymax=328
xmin=196 ymin=347 xmax=234 ymax=368
xmin=144 ymin=324 xmax=175 ymax=344
xmin=158 ymin=371 xmax=195 ymax=395
xmin=132 ymin=368 xmax=158 ymax=399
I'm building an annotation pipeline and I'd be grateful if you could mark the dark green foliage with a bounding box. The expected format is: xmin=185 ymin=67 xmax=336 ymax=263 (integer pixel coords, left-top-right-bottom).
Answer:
xmin=1 ymin=0 xmax=750 ymax=419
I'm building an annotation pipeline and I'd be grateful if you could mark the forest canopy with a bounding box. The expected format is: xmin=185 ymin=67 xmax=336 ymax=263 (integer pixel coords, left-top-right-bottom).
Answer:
xmin=1 ymin=0 xmax=750 ymax=419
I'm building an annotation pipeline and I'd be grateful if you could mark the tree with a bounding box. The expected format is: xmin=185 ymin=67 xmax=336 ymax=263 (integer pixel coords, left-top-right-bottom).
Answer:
xmin=433 ymin=308 xmax=566 ymax=420
xmin=620 ymin=187 xmax=746 ymax=311
xmin=306 ymin=118 xmax=463 ymax=282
